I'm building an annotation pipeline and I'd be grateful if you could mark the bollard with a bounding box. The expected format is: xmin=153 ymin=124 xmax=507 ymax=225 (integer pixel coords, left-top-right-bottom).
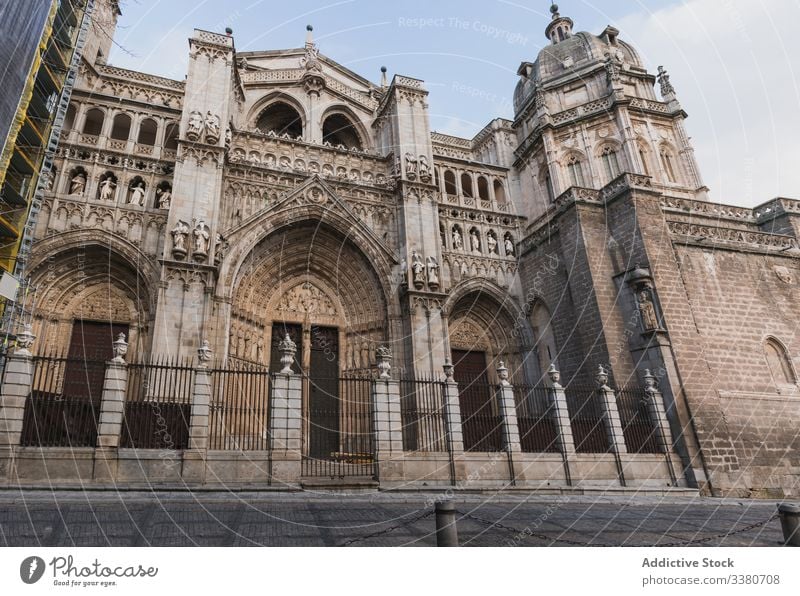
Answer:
xmin=777 ymin=503 xmax=800 ymax=546
xmin=435 ymin=500 xmax=459 ymax=547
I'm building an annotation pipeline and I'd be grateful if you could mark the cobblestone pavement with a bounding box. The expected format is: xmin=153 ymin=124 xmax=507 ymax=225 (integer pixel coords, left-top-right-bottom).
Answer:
xmin=0 ymin=490 xmax=787 ymax=547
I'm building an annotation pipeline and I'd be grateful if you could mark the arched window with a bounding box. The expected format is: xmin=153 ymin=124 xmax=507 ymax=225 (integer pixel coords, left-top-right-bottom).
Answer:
xmin=567 ymin=155 xmax=585 ymax=187
xmin=110 ymin=113 xmax=132 ymax=141
xmin=660 ymin=147 xmax=678 ymax=183
xmin=600 ymin=146 xmax=620 ymax=182
xmin=256 ymin=102 xmax=303 ymax=138
xmin=477 ymin=176 xmax=490 ymax=201
xmin=164 ymin=122 xmax=179 ymax=150
xmin=461 ymin=173 xmax=474 ymax=198
xmin=531 ymin=301 xmax=558 ymax=382
xmin=322 ymin=113 xmax=362 ymax=150
xmin=137 ymin=118 xmax=158 ymax=146
xmin=444 ymin=170 xmax=457 ymax=195
xmin=82 ymin=108 xmax=104 ymax=136
xmin=638 ymin=145 xmax=650 ymax=176
xmin=494 ymin=179 xmax=507 ymax=204
xmin=544 ymin=171 xmax=555 ymax=202
xmin=64 ymin=104 xmax=77 ymax=132
xmin=765 ymin=338 xmax=796 ymax=388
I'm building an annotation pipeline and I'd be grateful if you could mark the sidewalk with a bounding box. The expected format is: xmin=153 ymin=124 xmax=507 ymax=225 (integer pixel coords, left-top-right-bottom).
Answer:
xmin=0 ymin=490 xmax=788 ymax=547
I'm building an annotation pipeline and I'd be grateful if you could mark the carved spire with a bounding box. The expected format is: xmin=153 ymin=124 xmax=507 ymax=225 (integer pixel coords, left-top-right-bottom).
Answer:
xmin=657 ymin=65 xmax=676 ymax=97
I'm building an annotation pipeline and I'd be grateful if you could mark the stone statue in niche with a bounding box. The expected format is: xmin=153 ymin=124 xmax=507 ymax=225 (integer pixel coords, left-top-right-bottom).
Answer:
xmin=171 ymin=220 xmax=189 ymax=257
xmin=405 ymin=152 xmax=417 ymax=180
xmin=426 ymin=256 xmax=440 ymax=289
xmin=128 ymin=182 xmax=145 ymax=206
xmin=193 ymin=220 xmax=211 ymax=259
xmin=470 ymin=229 xmax=481 ymax=253
xmin=452 ymin=228 xmax=463 ymax=250
xmin=487 ymin=233 xmax=498 ymax=254
xmin=504 ymin=236 xmax=515 ymax=256
xmin=637 ymin=288 xmax=660 ymax=331
xmin=68 ymin=173 xmax=85 ymax=197
xmin=98 ymin=177 xmax=115 ymax=200
xmin=214 ymin=233 xmax=229 ymax=267
xmin=410 ymin=250 xmax=425 ymax=289
xmin=205 ymin=112 xmax=220 ymax=143
xmin=418 ymin=155 xmax=431 ymax=182
xmin=156 ymin=186 xmax=171 ymax=209
xmin=186 ymin=111 xmax=203 ymax=140
xmin=224 ymin=127 xmax=232 ymax=148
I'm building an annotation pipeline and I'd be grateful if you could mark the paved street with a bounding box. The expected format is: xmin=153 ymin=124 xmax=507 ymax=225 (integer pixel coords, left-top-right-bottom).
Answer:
xmin=0 ymin=490 xmax=787 ymax=547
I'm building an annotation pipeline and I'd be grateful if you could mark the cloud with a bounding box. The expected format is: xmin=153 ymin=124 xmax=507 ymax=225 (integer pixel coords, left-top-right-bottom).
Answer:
xmin=616 ymin=0 xmax=800 ymax=205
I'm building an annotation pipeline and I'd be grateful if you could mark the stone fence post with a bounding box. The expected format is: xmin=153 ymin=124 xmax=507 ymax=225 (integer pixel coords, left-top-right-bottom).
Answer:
xmin=269 ymin=335 xmax=302 ymax=484
xmin=183 ymin=340 xmax=213 ymax=483
xmin=96 ymin=334 xmax=129 ymax=450
xmin=494 ymin=362 xmax=521 ymax=453
xmin=441 ymin=360 xmax=464 ymax=456
xmin=595 ymin=365 xmax=628 ymax=455
xmin=0 ymin=325 xmax=36 ymax=448
xmin=545 ymin=364 xmax=575 ymax=455
xmin=642 ymin=369 xmax=675 ymax=453
xmin=372 ymin=347 xmax=404 ymax=482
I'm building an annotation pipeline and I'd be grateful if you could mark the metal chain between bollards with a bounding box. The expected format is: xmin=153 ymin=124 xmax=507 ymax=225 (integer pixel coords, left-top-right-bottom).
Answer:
xmin=337 ymin=509 xmax=435 ymax=547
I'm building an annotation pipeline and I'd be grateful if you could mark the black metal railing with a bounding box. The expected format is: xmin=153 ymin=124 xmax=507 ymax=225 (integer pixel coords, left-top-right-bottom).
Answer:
xmin=459 ymin=381 xmax=503 ymax=452
xmin=209 ymin=362 xmax=271 ymax=451
xmin=565 ymin=385 xmax=609 ymax=453
xmin=616 ymin=387 xmax=661 ymax=454
xmin=120 ymin=357 xmax=194 ymax=450
xmin=20 ymin=354 xmax=106 ymax=447
xmin=399 ymin=375 xmax=448 ymax=452
xmin=514 ymin=384 xmax=560 ymax=453
xmin=302 ymin=375 xmax=375 ymax=478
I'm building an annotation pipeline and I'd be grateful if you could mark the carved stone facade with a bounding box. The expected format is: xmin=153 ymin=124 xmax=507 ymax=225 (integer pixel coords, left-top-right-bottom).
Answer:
xmin=22 ymin=4 xmax=800 ymax=497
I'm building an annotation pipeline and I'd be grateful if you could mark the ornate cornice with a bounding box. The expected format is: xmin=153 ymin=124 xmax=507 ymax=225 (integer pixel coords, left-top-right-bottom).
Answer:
xmin=667 ymin=220 xmax=798 ymax=253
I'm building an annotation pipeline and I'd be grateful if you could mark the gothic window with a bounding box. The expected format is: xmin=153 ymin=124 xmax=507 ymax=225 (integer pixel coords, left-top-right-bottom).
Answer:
xmin=322 ymin=113 xmax=362 ymax=150
xmin=256 ymin=101 xmax=303 ymax=139
xmin=64 ymin=103 xmax=76 ymax=132
xmin=444 ymin=170 xmax=457 ymax=195
xmin=660 ymin=147 xmax=678 ymax=183
xmin=137 ymin=118 xmax=158 ymax=146
xmin=600 ymin=146 xmax=621 ymax=182
xmin=544 ymin=171 xmax=555 ymax=202
xmin=461 ymin=173 xmax=474 ymax=198
xmin=477 ymin=176 xmax=490 ymax=201
xmin=530 ymin=301 xmax=558 ymax=382
xmin=164 ymin=122 xmax=179 ymax=150
xmin=765 ymin=338 xmax=796 ymax=388
xmin=110 ymin=113 xmax=132 ymax=141
xmin=82 ymin=108 xmax=104 ymax=136
xmin=494 ymin=179 xmax=507 ymax=204
xmin=639 ymin=146 xmax=650 ymax=176
xmin=567 ymin=155 xmax=585 ymax=187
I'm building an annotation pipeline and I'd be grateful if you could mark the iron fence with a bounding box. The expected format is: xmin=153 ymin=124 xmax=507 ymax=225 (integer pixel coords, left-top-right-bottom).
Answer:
xmin=209 ymin=362 xmax=271 ymax=451
xmin=120 ymin=356 xmax=194 ymax=450
xmin=302 ymin=375 xmax=375 ymax=478
xmin=399 ymin=375 xmax=448 ymax=452
xmin=564 ymin=385 xmax=609 ymax=453
xmin=459 ymin=381 xmax=503 ymax=452
xmin=20 ymin=354 xmax=106 ymax=447
xmin=616 ymin=387 xmax=661 ymax=454
xmin=513 ymin=384 xmax=560 ymax=453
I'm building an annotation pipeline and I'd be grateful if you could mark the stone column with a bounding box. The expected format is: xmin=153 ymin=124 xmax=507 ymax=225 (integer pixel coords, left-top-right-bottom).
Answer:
xmin=372 ymin=347 xmax=404 ymax=483
xmin=495 ymin=362 xmax=521 ymax=453
xmin=269 ymin=335 xmax=302 ymax=485
xmin=0 ymin=325 xmax=36 ymax=447
xmin=545 ymin=365 xmax=575 ymax=455
xmin=183 ymin=340 xmax=213 ymax=483
xmin=441 ymin=360 xmax=464 ymax=485
xmin=94 ymin=334 xmax=130 ymax=481
xmin=0 ymin=326 xmax=36 ymax=480
xmin=595 ymin=365 xmax=628 ymax=455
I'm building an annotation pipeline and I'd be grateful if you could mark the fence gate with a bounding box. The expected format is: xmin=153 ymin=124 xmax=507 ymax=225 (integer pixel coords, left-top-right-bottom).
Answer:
xmin=302 ymin=372 xmax=375 ymax=479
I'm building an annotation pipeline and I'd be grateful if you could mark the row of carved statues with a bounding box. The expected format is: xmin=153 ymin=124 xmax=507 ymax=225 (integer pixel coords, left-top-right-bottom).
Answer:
xmin=67 ymin=169 xmax=172 ymax=209
xmin=448 ymin=225 xmax=515 ymax=256
xmin=409 ymin=250 xmax=439 ymax=291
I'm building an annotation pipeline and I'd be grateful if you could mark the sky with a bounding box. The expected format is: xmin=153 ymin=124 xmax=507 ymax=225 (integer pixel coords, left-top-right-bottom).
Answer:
xmin=107 ymin=0 xmax=800 ymax=207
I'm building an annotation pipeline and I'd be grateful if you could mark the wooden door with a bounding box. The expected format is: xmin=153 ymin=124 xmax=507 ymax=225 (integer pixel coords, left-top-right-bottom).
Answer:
xmin=308 ymin=326 xmax=339 ymax=459
xmin=64 ymin=320 xmax=129 ymax=402
xmin=451 ymin=349 xmax=502 ymax=451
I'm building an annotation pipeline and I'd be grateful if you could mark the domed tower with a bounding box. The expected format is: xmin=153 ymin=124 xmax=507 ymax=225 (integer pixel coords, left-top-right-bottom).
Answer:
xmin=513 ymin=5 xmax=707 ymax=221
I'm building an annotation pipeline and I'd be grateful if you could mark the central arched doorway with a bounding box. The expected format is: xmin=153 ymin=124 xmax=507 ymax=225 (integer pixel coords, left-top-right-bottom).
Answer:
xmin=230 ymin=220 xmax=389 ymax=476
